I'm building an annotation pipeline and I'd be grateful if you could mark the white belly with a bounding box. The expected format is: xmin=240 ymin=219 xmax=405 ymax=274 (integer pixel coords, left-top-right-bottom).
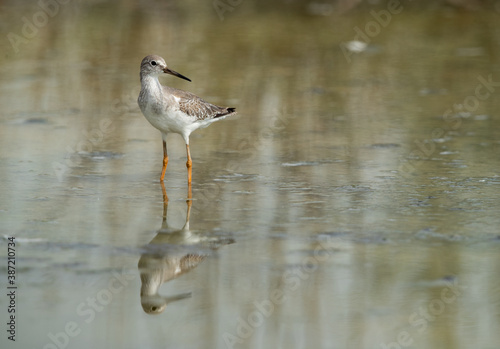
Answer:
xmin=139 ymin=88 xmax=228 ymax=144
xmin=143 ymin=105 xmax=192 ymax=134
xmin=142 ymin=105 xmax=225 ymax=143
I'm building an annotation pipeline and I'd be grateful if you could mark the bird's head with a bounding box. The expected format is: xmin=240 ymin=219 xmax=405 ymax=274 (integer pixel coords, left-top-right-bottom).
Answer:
xmin=140 ymin=55 xmax=191 ymax=82
xmin=140 ymin=292 xmax=193 ymax=315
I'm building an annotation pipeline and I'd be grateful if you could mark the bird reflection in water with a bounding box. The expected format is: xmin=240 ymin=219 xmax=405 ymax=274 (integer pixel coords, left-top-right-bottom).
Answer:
xmin=138 ymin=182 xmax=233 ymax=314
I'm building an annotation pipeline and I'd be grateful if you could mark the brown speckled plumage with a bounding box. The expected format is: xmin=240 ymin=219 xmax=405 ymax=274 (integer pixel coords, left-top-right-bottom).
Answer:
xmin=164 ymin=85 xmax=236 ymax=120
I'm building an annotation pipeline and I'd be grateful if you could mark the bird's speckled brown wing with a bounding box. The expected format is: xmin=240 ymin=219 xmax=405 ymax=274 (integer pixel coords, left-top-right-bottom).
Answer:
xmin=166 ymin=86 xmax=236 ymax=120
xmin=178 ymin=254 xmax=206 ymax=274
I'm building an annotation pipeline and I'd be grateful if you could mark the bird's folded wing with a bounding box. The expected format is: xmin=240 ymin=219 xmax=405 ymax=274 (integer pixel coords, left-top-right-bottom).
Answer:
xmin=166 ymin=86 xmax=234 ymax=120
xmin=180 ymin=95 xmax=233 ymax=120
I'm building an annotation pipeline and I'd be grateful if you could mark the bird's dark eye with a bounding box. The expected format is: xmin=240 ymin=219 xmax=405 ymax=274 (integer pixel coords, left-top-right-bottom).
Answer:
xmin=151 ymin=61 xmax=157 ymax=66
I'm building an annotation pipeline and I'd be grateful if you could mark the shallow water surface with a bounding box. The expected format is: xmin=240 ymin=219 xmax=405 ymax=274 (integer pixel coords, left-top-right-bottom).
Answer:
xmin=1 ymin=1 xmax=500 ymax=348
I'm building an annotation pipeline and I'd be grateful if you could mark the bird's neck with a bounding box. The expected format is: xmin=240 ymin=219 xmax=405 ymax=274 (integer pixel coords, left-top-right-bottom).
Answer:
xmin=140 ymin=74 xmax=163 ymax=98
xmin=140 ymin=272 xmax=161 ymax=296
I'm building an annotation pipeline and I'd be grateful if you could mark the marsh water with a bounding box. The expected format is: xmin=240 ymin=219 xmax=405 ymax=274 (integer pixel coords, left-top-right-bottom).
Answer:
xmin=1 ymin=1 xmax=500 ymax=348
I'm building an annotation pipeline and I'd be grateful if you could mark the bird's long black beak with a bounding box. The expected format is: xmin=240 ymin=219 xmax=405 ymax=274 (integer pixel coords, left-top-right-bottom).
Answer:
xmin=163 ymin=67 xmax=191 ymax=82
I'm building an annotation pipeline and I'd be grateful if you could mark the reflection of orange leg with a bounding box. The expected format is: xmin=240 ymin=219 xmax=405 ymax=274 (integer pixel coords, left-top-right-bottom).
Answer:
xmin=160 ymin=180 xmax=168 ymax=222
xmin=186 ymin=182 xmax=192 ymax=222
xmin=187 ymin=180 xmax=192 ymax=200
xmin=185 ymin=158 xmax=193 ymax=227
xmin=186 ymin=144 xmax=192 ymax=185
xmin=160 ymin=140 xmax=168 ymax=182
xmin=160 ymin=180 xmax=168 ymax=204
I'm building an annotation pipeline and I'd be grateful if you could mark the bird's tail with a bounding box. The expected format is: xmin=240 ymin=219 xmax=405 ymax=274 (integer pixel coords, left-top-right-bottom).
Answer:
xmin=215 ymin=107 xmax=236 ymax=118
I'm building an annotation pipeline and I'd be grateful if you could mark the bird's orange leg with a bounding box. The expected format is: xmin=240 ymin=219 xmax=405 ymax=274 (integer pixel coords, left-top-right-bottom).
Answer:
xmin=160 ymin=140 xmax=168 ymax=182
xmin=186 ymin=144 xmax=192 ymax=185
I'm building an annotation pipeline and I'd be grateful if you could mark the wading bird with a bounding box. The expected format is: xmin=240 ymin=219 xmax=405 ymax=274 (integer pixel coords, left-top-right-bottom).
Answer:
xmin=138 ymin=55 xmax=236 ymax=184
